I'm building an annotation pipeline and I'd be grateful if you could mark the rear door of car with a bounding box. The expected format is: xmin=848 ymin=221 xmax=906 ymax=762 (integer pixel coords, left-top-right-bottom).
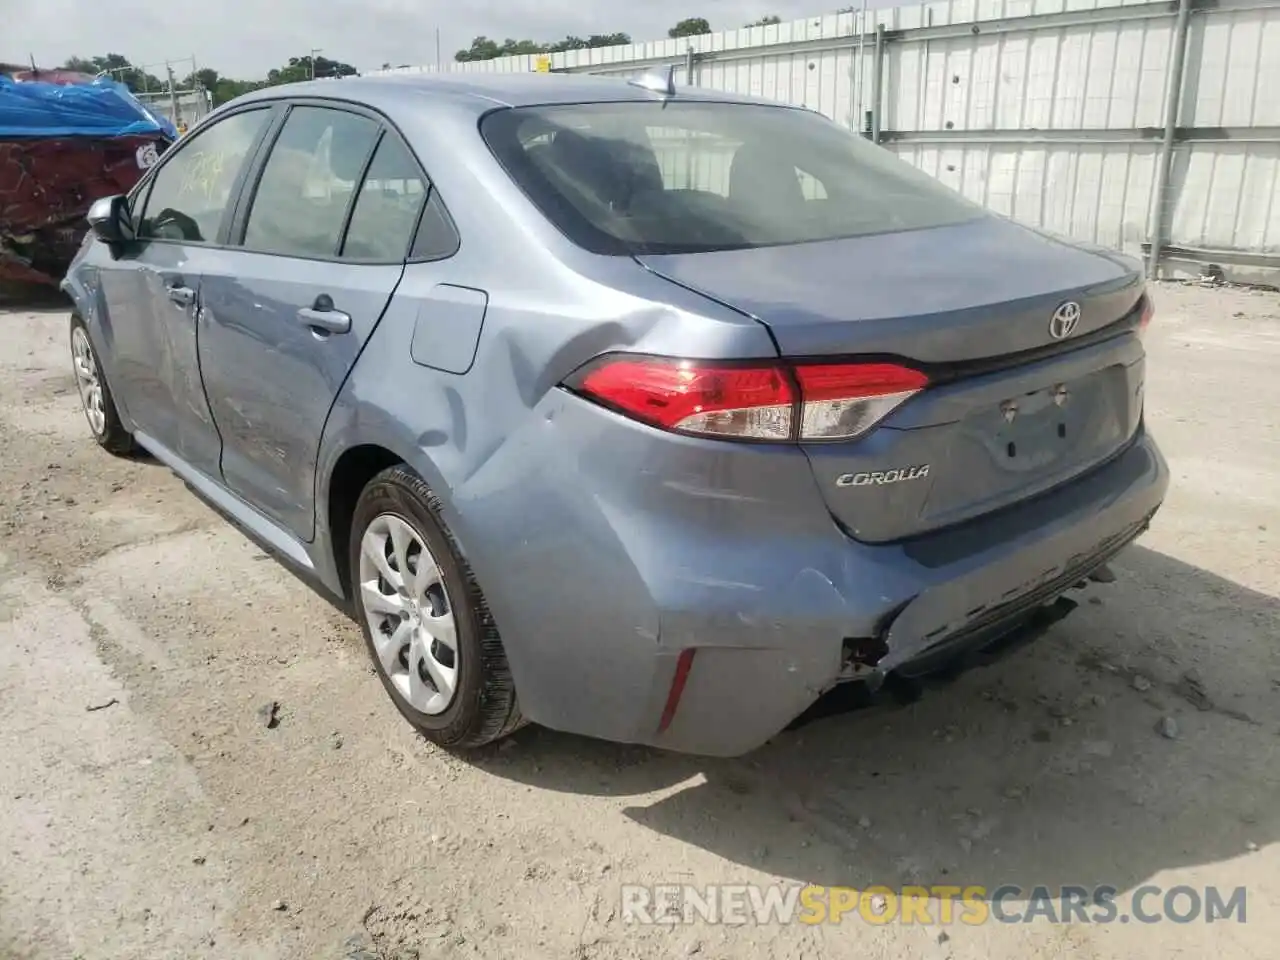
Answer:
xmin=196 ymin=99 xmax=432 ymax=541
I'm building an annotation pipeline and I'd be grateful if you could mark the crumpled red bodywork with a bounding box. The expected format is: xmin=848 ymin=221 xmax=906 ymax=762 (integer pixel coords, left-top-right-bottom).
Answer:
xmin=0 ymin=135 xmax=168 ymax=285
xmin=9 ymin=68 xmax=96 ymax=85
xmin=1 ymin=65 xmax=171 ymax=285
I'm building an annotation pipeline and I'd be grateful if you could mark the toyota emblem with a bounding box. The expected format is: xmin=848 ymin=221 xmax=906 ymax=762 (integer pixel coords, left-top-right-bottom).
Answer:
xmin=1049 ymin=301 xmax=1081 ymax=340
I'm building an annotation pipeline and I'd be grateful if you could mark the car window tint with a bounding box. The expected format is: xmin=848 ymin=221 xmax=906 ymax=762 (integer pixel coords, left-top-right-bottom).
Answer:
xmin=482 ymin=102 xmax=983 ymax=256
xmin=342 ymin=135 xmax=427 ymax=261
xmin=137 ymin=108 xmax=269 ymax=243
xmin=243 ymin=106 xmax=379 ymax=258
xmin=409 ymin=192 xmax=460 ymax=261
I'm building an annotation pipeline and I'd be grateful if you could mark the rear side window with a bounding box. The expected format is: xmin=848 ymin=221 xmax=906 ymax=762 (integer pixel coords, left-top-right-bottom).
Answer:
xmin=341 ymin=135 xmax=427 ymax=261
xmin=481 ymin=102 xmax=983 ymax=256
xmin=409 ymin=193 xmax=460 ymax=261
xmin=243 ymin=106 xmax=379 ymax=258
xmin=137 ymin=108 xmax=269 ymax=243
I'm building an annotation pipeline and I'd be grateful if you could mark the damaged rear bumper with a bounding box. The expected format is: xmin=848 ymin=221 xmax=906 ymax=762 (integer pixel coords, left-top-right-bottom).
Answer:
xmin=457 ymin=388 xmax=1167 ymax=758
xmin=647 ymin=429 xmax=1168 ymax=756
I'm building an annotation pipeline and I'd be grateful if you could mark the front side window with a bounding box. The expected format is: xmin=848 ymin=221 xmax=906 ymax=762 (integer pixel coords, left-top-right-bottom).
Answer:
xmin=137 ymin=107 xmax=270 ymax=243
xmin=243 ymin=106 xmax=379 ymax=258
xmin=481 ymin=102 xmax=984 ymax=255
xmin=341 ymin=135 xmax=428 ymax=261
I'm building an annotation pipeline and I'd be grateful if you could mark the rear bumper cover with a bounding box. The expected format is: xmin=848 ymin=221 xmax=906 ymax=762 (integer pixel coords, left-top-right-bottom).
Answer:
xmin=887 ymin=513 xmax=1150 ymax=681
xmin=654 ymin=445 xmax=1163 ymax=762
xmin=456 ymin=387 xmax=1168 ymax=757
xmin=649 ymin=430 xmax=1167 ymax=755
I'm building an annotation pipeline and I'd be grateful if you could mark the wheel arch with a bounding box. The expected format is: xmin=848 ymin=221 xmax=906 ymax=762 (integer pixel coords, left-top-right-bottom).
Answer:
xmin=63 ymin=271 xmax=136 ymax=432
xmin=323 ymin=442 xmax=411 ymax=602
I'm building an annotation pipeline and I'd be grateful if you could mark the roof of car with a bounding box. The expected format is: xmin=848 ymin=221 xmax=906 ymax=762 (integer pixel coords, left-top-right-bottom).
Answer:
xmin=234 ymin=71 xmax=782 ymax=112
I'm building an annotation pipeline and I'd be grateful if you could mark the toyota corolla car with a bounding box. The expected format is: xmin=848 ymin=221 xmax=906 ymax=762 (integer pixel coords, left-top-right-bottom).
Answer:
xmin=62 ymin=71 xmax=1168 ymax=756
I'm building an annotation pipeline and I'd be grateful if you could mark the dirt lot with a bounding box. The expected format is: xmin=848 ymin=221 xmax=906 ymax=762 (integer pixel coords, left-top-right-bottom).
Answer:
xmin=1 ymin=281 xmax=1278 ymax=960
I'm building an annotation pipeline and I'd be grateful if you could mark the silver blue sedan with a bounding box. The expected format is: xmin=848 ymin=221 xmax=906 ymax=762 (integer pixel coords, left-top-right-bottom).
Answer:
xmin=63 ymin=72 xmax=1168 ymax=756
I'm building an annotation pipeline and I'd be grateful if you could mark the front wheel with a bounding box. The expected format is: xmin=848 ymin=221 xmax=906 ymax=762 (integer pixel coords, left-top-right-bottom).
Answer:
xmin=70 ymin=314 xmax=134 ymax=455
xmin=348 ymin=465 xmax=523 ymax=749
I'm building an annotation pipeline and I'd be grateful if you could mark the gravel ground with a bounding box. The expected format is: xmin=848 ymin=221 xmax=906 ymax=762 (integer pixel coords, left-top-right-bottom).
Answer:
xmin=1 ymin=281 xmax=1278 ymax=960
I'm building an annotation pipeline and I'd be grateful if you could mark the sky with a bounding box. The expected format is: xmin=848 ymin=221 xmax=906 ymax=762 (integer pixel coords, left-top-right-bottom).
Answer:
xmin=4 ymin=0 xmax=892 ymax=80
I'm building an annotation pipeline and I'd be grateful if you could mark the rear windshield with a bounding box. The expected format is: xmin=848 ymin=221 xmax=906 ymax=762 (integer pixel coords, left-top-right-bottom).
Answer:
xmin=481 ymin=100 xmax=984 ymax=256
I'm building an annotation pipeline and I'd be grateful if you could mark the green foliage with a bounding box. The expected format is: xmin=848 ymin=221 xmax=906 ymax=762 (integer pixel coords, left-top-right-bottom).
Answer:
xmin=266 ymin=54 xmax=358 ymax=85
xmin=61 ymin=53 xmax=162 ymax=92
xmin=668 ymin=17 xmax=712 ymax=38
xmin=745 ymin=15 xmax=782 ymax=27
xmin=59 ymin=53 xmax=358 ymax=107
xmin=454 ymin=33 xmax=632 ymax=63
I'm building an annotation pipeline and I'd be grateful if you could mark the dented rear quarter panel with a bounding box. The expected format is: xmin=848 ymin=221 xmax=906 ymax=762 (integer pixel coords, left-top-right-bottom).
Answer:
xmin=313 ymin=94 xmax=819 ymax=742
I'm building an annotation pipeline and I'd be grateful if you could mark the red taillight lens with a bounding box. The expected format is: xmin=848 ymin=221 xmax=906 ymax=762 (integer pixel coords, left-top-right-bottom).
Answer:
xmin=567 ymin=355 xmax=928 ymax=442
xmin=573 ymin=356 xmax=795 ymax=439
xmin=1138 ymin=295 xmax=1155 ymax=336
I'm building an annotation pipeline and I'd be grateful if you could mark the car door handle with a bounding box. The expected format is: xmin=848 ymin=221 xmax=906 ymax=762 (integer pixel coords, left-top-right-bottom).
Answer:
xmin=167 ymin=285 xmax=195 ymax=307
xmin=296 ymin=297 xmax=351 ymax=335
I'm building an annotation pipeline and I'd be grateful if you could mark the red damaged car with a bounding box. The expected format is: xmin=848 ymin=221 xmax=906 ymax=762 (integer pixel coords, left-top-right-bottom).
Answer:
xmin=0 ymin=67 xmax=175 ymax=285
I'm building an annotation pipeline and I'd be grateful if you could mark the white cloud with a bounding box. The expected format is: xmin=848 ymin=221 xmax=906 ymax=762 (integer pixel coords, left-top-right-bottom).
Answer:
xmin=7 ymin=0 xmax=893 ymax=79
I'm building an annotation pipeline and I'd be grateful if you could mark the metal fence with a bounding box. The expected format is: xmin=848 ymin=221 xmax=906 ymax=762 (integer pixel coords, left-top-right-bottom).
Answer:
xmin=134 ymin=88 xmax=212 ymax=130
xmin=371 ymin=0 xmax=1280 ymax=284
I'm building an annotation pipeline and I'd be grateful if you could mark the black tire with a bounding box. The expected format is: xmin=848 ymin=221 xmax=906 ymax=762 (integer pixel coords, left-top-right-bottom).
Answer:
xmin=348 ymin=465 xmax=524 ymax=749
xmin=70 ymin=313 xmax=135 ymax=455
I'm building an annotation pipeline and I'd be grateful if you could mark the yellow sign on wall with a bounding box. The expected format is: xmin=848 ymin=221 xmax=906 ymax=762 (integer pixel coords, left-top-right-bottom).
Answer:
xmin=534 ymin=55 xmax=551 ymax=73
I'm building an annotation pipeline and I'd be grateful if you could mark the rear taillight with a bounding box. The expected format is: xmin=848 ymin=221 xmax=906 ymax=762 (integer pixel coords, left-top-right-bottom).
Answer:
xmin=565 ymin=355 xmax=929 ymax=442
xmin=572 ymin=357 xmax=794 ymax=440
xmin=793 ymin=362 xmax=929 ymax=441
xmin=1138 ymin=294 xmax=1155 ymax=336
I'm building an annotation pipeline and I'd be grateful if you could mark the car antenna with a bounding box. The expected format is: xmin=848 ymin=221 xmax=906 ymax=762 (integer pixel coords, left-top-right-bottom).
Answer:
xmin=627 ymin=63 xmax=677 ymax=98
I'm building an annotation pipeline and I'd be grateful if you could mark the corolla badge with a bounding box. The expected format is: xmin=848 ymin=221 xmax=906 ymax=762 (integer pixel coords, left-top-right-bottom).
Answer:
xmin=836 ymin=465 xmax=931 ymax=487
xmin=1049 ymin=301 xmax=1082 ymax=340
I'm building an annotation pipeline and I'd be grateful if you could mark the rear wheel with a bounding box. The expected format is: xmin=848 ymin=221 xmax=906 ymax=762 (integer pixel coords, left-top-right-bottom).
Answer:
xmin=70 ymin=314 xmax=134 ymax=455
xmin=349 ymin=465 xmax=523 ymax=749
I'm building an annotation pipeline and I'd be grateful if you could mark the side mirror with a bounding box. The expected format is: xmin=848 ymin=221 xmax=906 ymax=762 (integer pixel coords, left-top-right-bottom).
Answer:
xmin=86 ymin=195 xmax=134 ymax=245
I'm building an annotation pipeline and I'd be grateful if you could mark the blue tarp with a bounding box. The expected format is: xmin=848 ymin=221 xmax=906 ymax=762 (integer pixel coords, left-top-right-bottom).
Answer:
xmin=0 ymin=75 xmax=176 ymax=140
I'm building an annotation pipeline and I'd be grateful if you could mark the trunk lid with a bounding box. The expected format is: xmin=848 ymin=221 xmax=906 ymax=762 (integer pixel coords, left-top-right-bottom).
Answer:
xmin=638 ymin=216 xmax=1148 ymax=543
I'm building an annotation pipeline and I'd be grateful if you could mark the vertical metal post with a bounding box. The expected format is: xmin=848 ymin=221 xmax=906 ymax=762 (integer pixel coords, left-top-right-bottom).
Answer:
xmin=166 ymin=63 xmax=180 ymax=128
xmin=191 ymin=55 xmax=202 ymax=120
xmin=1147 ymin=0 xmax=1193 ymax=280
xmin=685 ymin=45 xmax=696 ymax=86
xmin=854 ymin=1 xmax=868 ymax=127
xmin=871 ymin=24 xmax=885 ymax=144
xmin=435 ymin=29 xmax=441 ymax=70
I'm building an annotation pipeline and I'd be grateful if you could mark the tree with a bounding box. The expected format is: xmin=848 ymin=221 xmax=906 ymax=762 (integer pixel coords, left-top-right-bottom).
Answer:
xmin=61 ymin=56 xmax=99 ymax=76
xmin=54 ymin=51 xmax=362 ymax=108
xmin=61 ymin=53 xmax=162 ymax=92
xmin=214 ymin=78 xmax=263 ymax=105
xmin=745 ymin=15 xmax=782 ymax=27
xmin=668 ymin=17 xmax=712 ymax=38
xmin=455 ymin=32 xmax=632 ymax=62
xmin=589 ymin=32 xmax=633 ymax=47
xmin=265 ymin=54 xmax=358 ymax=85
xmin=190 ymin=67 xmax=220 ymax=92
xmin=177 ymin=68 xmax=261 ymax=105
xmin=454 ymin=37 xmax=502 ymax=61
